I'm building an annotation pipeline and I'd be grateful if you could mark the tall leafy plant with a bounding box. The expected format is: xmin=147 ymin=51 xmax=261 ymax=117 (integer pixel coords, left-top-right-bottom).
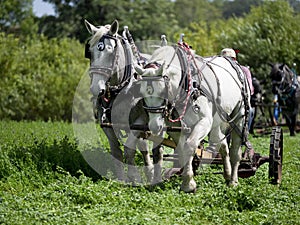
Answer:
xmin=0 ymin=33 xmax=88 ymax=121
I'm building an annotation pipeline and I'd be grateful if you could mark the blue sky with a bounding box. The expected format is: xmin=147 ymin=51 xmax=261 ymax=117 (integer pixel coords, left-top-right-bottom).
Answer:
xmin=33 ymin=0 xmax=55 ymax=17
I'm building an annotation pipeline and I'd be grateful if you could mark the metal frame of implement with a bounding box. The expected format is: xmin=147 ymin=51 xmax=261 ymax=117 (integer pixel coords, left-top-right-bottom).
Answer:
xmin=101 ymin=123 xmax=283 ymax=184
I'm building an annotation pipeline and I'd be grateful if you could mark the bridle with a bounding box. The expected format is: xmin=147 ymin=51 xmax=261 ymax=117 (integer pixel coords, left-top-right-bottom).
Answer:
xmin=141 ymin=74 xmax=170 ymax=115
xmin=85 ymin=33 xmax=132 ymax=96
xmin=85 ymin=32 xmax=133 ymax=123
xmin=141 ymin=45 xmax=195 ymax=123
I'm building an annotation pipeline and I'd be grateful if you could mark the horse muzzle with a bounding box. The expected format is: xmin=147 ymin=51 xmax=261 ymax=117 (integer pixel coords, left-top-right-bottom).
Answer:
xmin=90 ymin=80 xmax=106 ymax=97
xmin=148 ymin=115 xmax=165 ymax=135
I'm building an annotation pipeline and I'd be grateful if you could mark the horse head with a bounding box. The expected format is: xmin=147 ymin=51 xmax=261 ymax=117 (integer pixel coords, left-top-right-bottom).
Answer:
xmin=269 ymin=63 xmax=294 ymax=95
xmin=136 ymin=46 xmax=184 ymax=135
xmin=137 ymin=65 xmax=166 ymax=135
xmin=85 ymin=20 xmax=129 ymax=98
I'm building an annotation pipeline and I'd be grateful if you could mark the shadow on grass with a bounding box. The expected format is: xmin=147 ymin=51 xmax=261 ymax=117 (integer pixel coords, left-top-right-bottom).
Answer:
xmin=0 ymin=136 xmax=112 ymax=181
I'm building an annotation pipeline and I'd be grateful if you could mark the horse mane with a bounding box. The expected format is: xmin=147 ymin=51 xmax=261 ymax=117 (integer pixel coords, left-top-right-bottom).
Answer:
xmin=89 ymin=25 xmax=111 ymax=47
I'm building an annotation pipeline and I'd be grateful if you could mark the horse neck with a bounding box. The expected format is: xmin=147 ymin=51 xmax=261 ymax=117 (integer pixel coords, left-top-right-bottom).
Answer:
xmin=152 ymin=46 xmax=184 ymax=99
xmin=165 ymin=57 xmax=184 ymax=100
xmin=283 ymin=66 xmax=293 ymax=83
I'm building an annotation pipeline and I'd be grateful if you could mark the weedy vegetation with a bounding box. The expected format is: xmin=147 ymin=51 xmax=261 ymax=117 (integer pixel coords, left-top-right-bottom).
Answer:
xmin=0 ymin=121 xmax=299 ymax=224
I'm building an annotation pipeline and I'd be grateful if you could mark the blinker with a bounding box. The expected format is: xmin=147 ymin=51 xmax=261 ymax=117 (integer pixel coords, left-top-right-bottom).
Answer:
xmin=97 ymin=34 xmax=117 ymax=52
xmin=85 ymin=41 xmax=91 ymax=59
xmin=97 ymin=41 xmax=105 ymax=51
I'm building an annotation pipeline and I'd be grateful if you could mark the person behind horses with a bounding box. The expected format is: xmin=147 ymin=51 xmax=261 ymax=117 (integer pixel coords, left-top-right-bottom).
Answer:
xmin=249 ymin=76 xmax=262 ymax=134
xmin=220 ymin=48 xmax=255 ymax=131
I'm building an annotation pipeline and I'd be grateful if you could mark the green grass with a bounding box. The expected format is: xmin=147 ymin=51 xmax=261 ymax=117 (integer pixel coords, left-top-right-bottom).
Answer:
xmin=0 ymin=121 xmax=299 ymax=224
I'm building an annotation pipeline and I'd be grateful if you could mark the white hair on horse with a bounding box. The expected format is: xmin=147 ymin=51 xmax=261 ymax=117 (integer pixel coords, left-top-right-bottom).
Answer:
xmin=137 ymin=45 xmax=251 ymax=192
xmin=89 ymin=25 xmax=111 ymax=47
xmin=84 ymin=19 xmax=165 ymax=185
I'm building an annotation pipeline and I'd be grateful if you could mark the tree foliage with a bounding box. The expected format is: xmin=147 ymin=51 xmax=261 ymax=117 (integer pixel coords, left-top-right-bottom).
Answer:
xmin=1 ymin=0 xmax=300 ymax=120
xmin=222 ymin=0 xmax=263 ymax=18
xmin=40 ymin=0 xmax=178 ymax=42
xmin=174 ymin=0 xmax=223 ymax=28
xmin=215 ymin=1 xmax=300 ymax=80
xmin=0 ymin=33 xmax=87 ymax=121
xmin=0 ymin=0 xmax=38 ymax=36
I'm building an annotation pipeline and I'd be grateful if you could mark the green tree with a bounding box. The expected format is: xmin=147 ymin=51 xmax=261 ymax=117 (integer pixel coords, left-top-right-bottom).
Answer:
xmin=40 ymin=0 xmax=106 ymax=41
xmin=174 ymin=0 xmax=222 ymax=28
xmin=222 ymin=0 xmax=263 ymax=19
xmin=40 ymin=0 xmax=178 ymax=42
xmin=218 ymin=0 xmax=300 ymax=79
xmin=100 ymin=0 xmax=178 ymax=41
xmin=0 ymin=0 xmax=38 ymax=36
xmin=176 ymin=0 xmax=300 ymax=96
xmin=0 ymin=33 xmax=87 ymax=121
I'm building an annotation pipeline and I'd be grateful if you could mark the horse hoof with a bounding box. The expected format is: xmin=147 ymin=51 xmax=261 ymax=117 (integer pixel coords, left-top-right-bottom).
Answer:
xmin=152 ymin=179 xmax=163 ymax=186
xmin=179 ymin=188 xmax=197 ymax=194
xmin=227 ymin=181 xmax=238 ymax=187
xmin=148 ymin=182 xmax=165 ymax=190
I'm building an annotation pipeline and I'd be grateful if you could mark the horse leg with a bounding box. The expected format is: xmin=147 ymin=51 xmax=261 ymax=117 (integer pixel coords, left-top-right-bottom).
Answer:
xmin=219 ymin=140 xmax=231 ymax=184
xmin=124 ymin=133 xmax=142 ymax=184
xmin=210 ymin=128 xmax=231 ymax=183
xmin=291 ymin=114 xmax=297 ymax=136
xmin=284 ymin=113 xmax=296 ymax=136
xmin=136 ymin=138 xmax=154 ymax=183
xmin=103 ymin=127 xmax=125 ymax=181
xmin=228 ymin=130 xmax=242 ymax=186
xmin=152 ymin=144 xmax=164 ymax=184
xmin=290 ymin=114 xmax=297 ymax=136
xmin=180 ymin=118 xmax=212 ymax=193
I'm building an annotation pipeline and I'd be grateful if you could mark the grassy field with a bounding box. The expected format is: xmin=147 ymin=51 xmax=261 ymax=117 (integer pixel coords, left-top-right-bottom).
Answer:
xmin=0 ymin=121 xmax=299 ymax=224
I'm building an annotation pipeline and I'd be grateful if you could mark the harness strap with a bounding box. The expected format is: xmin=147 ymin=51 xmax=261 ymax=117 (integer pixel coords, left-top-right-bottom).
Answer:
xmin=121 ymin=38 xmax=132 ymax=83
xmin=175 ymin=46 xmax=189 ymax=92
xmin=168 ymin=45 xmax=193 ymax=123
xmin=106 ymin=36 xmax=134 ymax=94
xmin=224 ymin=57 xmax=250 ymax=145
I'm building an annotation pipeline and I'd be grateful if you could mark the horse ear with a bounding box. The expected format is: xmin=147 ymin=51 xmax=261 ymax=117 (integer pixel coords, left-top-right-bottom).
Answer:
xmin=84 ymin=19 xmax=98 ymax=35
xmin=109 ymin=20 xmax=119 ymax=36
xmin=158 ymin=61 xmax=166 ymax=76
xmin=134 ymin=63 xmax=144 ymax=75
xmin=154 ymin=62 xmax=165 ymax=76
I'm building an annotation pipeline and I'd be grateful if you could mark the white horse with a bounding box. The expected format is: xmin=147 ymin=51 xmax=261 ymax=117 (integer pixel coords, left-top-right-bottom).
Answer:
xmin=136 ymin=45 xmax=251 ymax=192
xmin=85 ymin=19 xmax=164 ymax=184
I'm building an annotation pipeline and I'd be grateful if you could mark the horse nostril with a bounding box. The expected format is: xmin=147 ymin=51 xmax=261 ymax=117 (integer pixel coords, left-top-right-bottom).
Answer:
xmin=149 ymin=123 xmax=163 ymax=135
xmin=99 ymin=89 xmax=105 ymax=97
xmin=158 ymin=125 xmax=163 ymax=132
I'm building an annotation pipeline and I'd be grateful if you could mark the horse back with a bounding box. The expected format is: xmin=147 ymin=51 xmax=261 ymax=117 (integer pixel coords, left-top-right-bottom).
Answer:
xmin=199 ymin=56 xmax=250 ymax=110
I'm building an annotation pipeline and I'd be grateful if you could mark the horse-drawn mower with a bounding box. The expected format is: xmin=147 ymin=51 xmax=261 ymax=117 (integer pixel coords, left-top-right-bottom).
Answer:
xmin=160 ymin=126 xmax=283 ymax=185
xmin=102 ymin=123 xmax=283 ymax=185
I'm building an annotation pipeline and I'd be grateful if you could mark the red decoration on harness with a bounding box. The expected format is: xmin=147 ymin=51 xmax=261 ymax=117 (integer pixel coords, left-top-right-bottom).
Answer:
xmin=178 ymin=41 xmax=191 ymax=52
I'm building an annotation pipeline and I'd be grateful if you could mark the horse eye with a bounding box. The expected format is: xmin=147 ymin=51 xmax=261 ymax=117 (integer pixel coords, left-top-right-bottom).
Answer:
xmin=107 ymin=45 xmax=113 ymax=51
xmin=97 ymin=41 xmax=105 ymax=51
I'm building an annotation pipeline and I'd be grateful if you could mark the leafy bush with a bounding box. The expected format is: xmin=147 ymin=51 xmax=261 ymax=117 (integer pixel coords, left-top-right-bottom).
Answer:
xmin=0 ymin=33 xmax=88 ymax=121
